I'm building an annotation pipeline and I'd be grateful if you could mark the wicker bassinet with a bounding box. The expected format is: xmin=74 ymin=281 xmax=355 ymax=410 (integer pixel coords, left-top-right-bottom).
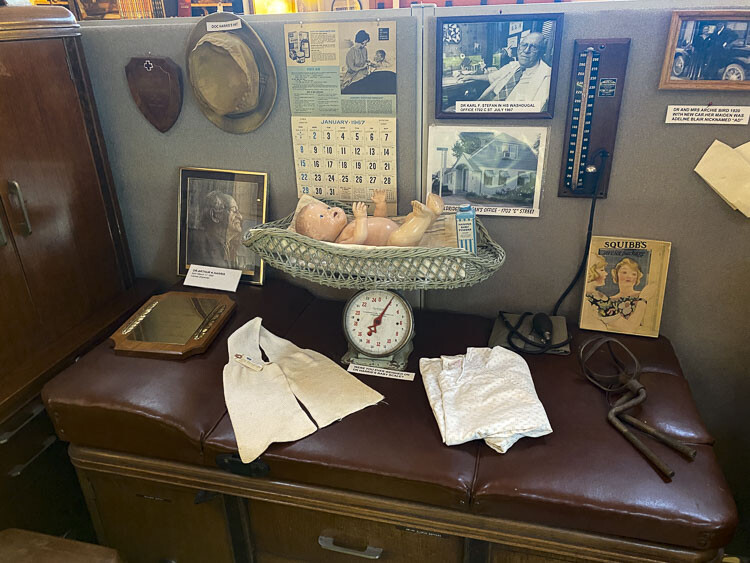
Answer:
xmin=242 ymin=199 xmax=505 ymax=290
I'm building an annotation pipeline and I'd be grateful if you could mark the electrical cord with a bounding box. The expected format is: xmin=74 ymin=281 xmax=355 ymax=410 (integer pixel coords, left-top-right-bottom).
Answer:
xmin=495 ymin=150 xmax=610 ymax=355
xmin=552 ymin=149 xmax=610 ymax=317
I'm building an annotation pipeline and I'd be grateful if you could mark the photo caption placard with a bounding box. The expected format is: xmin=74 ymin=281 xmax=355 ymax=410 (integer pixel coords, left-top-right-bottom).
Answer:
xmin=666 ymin=105 xmax=750 ymax=125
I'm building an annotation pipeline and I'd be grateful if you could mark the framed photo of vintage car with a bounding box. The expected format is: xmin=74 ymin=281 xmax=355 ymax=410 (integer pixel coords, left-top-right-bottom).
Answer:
xmin=659 ymin=10 xmax=750 ymax=90
xmin=178 ymin=167 xmax=268 ymax=285
xmin=435 ymin=14 xmax=563 ymax=119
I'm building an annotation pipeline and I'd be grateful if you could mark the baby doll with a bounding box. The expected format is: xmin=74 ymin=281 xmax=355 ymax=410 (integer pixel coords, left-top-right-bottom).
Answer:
xmin=296 ymin=190 xmax=444 ymax=247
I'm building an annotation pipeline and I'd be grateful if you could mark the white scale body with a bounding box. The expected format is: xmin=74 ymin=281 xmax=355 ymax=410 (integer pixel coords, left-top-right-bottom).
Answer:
xmin=342 ymin=289 xmax=414 ymax=371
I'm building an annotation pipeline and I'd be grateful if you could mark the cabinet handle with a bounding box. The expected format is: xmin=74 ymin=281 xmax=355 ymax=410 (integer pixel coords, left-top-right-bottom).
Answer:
xmin=318 ymin=536 xmax=383 ymax=560
xmin=0 ymin=213 xmax=7 ymax=247
xmin=8 ymin=435 xmax=56 ymax=477
xmin=8 ymin=180 xmax=32 ymax=235
xmin=0 ymin=403 xmax=45 ymax=445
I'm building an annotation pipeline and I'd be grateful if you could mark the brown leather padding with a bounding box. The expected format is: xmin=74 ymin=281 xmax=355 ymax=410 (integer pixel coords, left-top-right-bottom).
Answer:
xmin=43 ymin=283 xmax=737 ymax=550
xmin=42 ymin=279 xmax=314 ymax=465
xmin=471 ymin=331 xmax=733 ymax=550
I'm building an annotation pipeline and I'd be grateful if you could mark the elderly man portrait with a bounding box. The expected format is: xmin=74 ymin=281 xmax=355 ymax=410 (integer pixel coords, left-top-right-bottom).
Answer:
xmin=471 ymin=32 xmax=551 ymax=109
xmin=188 ymin=189 xmax=247 ymax=271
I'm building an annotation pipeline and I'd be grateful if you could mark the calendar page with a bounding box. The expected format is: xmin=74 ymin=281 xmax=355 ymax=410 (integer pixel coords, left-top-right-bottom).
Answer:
xmin=293 ymin=116 xmax=397 ymax=205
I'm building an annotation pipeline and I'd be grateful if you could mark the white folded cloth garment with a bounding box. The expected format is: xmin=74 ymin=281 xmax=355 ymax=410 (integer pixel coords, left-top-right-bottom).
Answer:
xmin=223 ymin=317 xmax=384 ymax=462
xmin=419 ymin=347 xmax=552 ymax=453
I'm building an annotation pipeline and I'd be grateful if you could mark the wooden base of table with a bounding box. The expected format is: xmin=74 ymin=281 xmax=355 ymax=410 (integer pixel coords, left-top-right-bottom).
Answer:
xmin=69 ymin=445 xmax=722 ymax=563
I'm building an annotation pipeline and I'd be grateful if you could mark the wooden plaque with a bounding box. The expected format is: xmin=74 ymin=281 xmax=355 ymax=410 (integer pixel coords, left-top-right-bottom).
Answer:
xmin=125 ymin=57 xmax=183 ymax=133
xmin=110 ymin=291 xmax=235 ymax=359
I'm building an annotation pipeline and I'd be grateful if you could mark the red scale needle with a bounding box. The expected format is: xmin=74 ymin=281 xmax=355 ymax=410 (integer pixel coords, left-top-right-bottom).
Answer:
xmin=367 ymin=297 xmax=394 ymax=336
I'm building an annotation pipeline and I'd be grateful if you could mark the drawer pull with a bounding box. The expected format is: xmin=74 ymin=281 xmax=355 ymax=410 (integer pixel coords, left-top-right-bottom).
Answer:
xmin=8 ymin=180 xmax=32 ymax=235
xmin=0 ymin=213 xmax=7 ymax=247
xmin=318 ymin=536 xmax=383 ymax=560
xmin=0 ymin=403 xmax=45 ymax=445
xmin=8 ymin=435 xmax=57 ymax=477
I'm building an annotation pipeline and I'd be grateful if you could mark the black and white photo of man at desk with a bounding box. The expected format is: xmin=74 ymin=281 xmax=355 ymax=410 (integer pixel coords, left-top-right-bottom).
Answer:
xmin=470 ymin=32 xmax=551 ymax=107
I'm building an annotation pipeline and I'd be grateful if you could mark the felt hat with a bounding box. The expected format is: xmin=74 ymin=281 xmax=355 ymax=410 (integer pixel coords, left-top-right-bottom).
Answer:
xmin=186 ymin=13 xmax=277 ymax=134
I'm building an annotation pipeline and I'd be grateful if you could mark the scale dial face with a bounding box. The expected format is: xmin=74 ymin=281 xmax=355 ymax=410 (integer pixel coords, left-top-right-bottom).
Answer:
xmin=343 ymin=289 xmax=414 ymax=358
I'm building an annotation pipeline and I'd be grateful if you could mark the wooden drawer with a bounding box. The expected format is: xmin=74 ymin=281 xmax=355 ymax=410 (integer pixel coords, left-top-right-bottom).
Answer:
xmin=0 ymin=399 xmax=93 ymax=540
xmin=78 ymin=470 xmax=236 ymax=563
xmin=249 ymin=501 xmax=464 ymax=563
xmin=0 ymin=401 xmax=55 ymax=489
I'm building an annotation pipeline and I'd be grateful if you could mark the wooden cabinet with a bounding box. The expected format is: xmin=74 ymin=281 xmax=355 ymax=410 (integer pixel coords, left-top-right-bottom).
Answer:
xmin=0 ymin=6 xmax=139 ymax=419
xmin=77 ymin=471 xmax=236 ymax=563
xmin=0 ymin=5 xmax=154 ymax=538
xmin=0 ymin=400 xmax=94 ymax=541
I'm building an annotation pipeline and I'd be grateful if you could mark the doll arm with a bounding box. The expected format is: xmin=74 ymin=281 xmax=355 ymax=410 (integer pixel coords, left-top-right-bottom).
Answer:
xmin=336 ymin=202 xmax=368 ymax=245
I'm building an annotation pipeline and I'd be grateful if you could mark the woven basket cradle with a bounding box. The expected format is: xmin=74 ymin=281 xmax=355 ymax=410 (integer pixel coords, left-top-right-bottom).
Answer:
xmin=242 ymin=199 xmax=506 ymax=290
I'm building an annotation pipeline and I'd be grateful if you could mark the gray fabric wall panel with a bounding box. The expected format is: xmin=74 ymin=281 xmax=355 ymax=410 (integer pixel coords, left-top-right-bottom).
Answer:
xmin=82 ymin=12 xmax=417 ymax=285
xmin=81 ymin=1 xmax=749 ymax=554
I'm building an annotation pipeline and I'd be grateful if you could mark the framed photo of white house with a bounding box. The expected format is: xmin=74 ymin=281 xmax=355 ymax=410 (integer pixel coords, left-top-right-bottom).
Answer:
xmin=435 ymin=14 xmax=563 ymax=119
xmin=427 ymin=125 xmax=547 ymax=217
xmin=178 ymin=167 xmax=268 ymax=285
xmin=659 ymin=10 xmax=750 ymax=90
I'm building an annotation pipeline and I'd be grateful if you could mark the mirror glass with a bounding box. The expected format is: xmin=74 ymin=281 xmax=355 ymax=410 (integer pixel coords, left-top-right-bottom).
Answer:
xmin=127 ymin=294 xmax=220 ymax=345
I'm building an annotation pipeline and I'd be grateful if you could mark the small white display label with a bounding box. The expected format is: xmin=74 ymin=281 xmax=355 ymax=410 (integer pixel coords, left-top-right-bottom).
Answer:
xmin=207 ymin=20 xmax=242 ymax=31
xmin=455 ymin=101 xmax=544 ymax=113
xmin=184 ymin=264 xmax=242 ymax=292
xmin=666 ymin=105 xmax=750 ymax=125
xmin=347 ymin=364 xmax=415 ymax=381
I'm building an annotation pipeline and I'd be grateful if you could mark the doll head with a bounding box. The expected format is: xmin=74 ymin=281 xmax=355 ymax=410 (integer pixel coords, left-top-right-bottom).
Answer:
xmin=296 ymin=201 xmax=348 ymax=242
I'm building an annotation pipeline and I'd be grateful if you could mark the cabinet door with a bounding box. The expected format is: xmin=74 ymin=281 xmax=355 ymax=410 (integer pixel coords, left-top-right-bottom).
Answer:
xmin=0 ymin=38 xmax=125 ymax=341
xmin=0 ymin=203 xmax=48 ymax=391
xmin=78 ymin=470 xmax=235 ymax=563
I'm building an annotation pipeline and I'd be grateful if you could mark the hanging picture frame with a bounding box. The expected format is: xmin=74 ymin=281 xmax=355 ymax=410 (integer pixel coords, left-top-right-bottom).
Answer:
xmin=427 ymin=125 xmax=547 ymax=217
xmin=659 ymin=10 xmax=750 ymax=90
xmin=178 ymin=167 xmax=268 ymax=285
xmin=435 ymin=13 xmax=563 ymax=119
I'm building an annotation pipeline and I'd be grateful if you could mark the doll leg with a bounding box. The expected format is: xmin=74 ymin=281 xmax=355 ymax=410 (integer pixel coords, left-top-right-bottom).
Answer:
xmin=371 ymin=189 xmax=388 ymax=217
xmin=386 ymin=199 xmax=442 ymax=247
xmin=426 ymin=192 xmax=444 ymax=216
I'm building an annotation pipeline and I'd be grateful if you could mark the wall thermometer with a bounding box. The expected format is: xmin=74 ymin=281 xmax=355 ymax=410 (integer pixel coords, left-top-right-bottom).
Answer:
xmin=559 ymin=39 xmax=631 ymax=198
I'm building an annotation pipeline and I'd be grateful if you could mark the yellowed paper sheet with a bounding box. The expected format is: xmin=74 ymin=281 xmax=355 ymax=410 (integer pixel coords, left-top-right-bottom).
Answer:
xmin=735 ymin=140 xmax=750 ymax=164
xmin=694 ymin=140 xmax=750 ymax=217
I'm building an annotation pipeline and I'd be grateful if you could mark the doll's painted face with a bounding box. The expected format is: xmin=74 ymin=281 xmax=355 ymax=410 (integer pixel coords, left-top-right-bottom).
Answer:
xmin=296 ymin=202 xmax=348 ymax=242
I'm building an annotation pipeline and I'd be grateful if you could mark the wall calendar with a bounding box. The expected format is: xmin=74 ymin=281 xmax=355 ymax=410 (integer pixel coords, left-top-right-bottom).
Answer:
xmin=292 ymin=116 xmax=397 ymax=204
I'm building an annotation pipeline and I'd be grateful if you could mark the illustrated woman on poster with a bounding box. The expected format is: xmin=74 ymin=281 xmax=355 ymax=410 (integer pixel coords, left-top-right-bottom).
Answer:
xmin=342 ymin=30 xmax=372 ymax=89
xmin=583 ymin=256 xmax=656 ymax=333
xmin=581 ymin=254 xmax=611 ymax=329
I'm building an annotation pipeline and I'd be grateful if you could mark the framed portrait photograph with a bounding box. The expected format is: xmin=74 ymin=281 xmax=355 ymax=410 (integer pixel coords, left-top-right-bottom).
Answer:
xmin=427 ymin=125 xmax=547 ymax=217
xmin=435 ymin=14 xmax=563 ymax=119
xmin=178 ymin=167 xmax=268 ymax=285
xmin=579 ymin=236 xmax=672 ymax=338
xmin=659 ymin=10 xmax=750 ymax=90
